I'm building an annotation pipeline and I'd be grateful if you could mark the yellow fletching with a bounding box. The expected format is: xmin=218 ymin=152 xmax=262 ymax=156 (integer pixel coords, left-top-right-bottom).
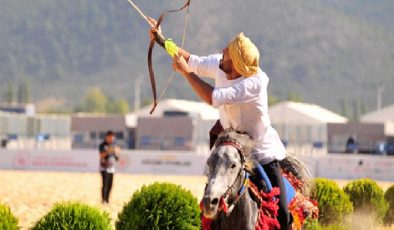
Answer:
xmin=164 ymin=39 xmax=179 ymax=57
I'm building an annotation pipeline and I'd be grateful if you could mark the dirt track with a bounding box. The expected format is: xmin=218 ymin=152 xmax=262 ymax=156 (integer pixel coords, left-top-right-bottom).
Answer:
xmin=0 ymin=171 xmax=206 ymax=229
xmin=0 ymin=170 xmax=392 ymax=229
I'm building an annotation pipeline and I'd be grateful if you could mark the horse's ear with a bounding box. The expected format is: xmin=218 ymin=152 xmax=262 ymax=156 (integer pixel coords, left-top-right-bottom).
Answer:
xmin=210 ymin=120 xmax=224 ymax=149
xmin=215 ymin=130 xmax=232 ymax=145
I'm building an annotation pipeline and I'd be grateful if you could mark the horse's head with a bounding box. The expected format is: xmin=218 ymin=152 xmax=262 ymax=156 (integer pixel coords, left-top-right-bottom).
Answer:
xmin=202 ymin=129 xmax=255 ymax=219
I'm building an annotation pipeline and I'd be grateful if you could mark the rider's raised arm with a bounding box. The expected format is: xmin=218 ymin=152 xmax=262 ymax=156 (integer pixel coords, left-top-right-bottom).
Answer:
xmin=188 ymin=54 xmax=222 ymax=79
xmin=172 ymin=54 xmax=214 ymax=105
xmin=211 ymin=72 xmax=267 ymax=107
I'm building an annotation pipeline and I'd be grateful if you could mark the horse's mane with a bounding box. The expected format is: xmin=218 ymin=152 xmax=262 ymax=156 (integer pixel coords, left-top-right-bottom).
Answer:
xmin=280 ymin=152 xmax=313 ymax=194
xmin=213 ymin=129 xmax=257 ymax=173
xmin=214 ymin=129 xmax=256 ymax=158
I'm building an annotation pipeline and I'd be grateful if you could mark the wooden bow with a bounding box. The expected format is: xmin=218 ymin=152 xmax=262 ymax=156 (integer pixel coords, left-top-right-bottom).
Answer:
xmin=127 ymin=0 xmax=191 ymax=114
xmin=148 ymin=0 xmax=191 ymax=114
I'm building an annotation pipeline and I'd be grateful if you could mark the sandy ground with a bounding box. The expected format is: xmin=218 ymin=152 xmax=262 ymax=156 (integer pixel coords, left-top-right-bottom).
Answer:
xmin=0 ymin=170 xmax=392 ymax=229
xmin=0 ymin=170 xmax=207 ymax=229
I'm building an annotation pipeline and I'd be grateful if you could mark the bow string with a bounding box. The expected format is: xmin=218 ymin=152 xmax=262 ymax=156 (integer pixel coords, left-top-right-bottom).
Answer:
xmin=126 ymin=0 xmax=191 ymax=114
xmin=148 ymin=0 xmax=191 ymax=114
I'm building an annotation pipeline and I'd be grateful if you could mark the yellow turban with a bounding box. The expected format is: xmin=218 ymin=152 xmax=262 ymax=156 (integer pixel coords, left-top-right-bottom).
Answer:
xmin=228 ymin=32 xmax=260 ymax=77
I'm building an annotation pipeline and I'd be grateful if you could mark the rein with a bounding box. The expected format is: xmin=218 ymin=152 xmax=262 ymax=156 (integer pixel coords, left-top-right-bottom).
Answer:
xmin=219 ymin=171 xmax=250 ymax=216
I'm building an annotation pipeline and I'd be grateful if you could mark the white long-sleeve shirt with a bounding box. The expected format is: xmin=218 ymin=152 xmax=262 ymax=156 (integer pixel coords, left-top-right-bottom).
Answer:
xmin=188 ymin=54 xmax=286 ymax=164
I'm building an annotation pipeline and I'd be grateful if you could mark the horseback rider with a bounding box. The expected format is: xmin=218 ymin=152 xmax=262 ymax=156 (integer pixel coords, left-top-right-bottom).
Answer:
xmin=149 ymin=21 xmax=291 ymax=229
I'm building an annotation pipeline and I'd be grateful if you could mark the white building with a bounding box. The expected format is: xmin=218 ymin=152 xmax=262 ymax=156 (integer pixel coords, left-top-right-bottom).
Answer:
xmin=0 ymin=111 xmax=71 ymax=150
xmin=128 ymin=99 xmax=219 ymax=154
xmin=361 ymin=104 xmax=394 ymax=144
xmin=130 ymin=99 xmax=219 ymax=120
xmin=360 ymin=104 xmax=394 ymax=123
xmin=70 ymin=99 xmax=219 ymax=152
xmin=71 ymin=114 xmax=131 ymax=149
xmin=358 ymin=104 xmax=394 ymax=155
xmin=0 ymin=103 xmax=36 ymax=116
xmin=269 ymin=101 xmax=348 ymax=155
xmin=325 ymin=104 xmax=394 ymax=155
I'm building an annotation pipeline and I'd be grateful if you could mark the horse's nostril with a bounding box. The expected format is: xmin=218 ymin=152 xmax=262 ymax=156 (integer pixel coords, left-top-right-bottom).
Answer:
xmin=211 ymin=198 xmax=219 ymax=205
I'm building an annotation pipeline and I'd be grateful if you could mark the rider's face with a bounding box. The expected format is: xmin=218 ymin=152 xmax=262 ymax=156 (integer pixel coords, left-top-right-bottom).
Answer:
xmin=219 ymin=47 xmax=232 ymax=74
xmin=219 ymin=47 xmax=241 ymax=80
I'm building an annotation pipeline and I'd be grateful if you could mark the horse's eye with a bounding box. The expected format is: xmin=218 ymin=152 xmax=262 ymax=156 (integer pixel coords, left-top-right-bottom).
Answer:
xmin=231 ymin=163 xmax=236 ymax=169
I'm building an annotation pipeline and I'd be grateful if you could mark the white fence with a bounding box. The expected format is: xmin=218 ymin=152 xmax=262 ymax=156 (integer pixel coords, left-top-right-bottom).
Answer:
xmin=303 ymin=154 xmax=394 ymax=181
xmin=0 ymin=149 xmax=393 ymax=181
xmin=0 ymin=149 xmax=207 ymax=175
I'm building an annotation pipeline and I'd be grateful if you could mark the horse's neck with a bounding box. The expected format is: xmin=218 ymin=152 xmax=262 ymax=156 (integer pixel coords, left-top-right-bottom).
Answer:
xmin=212 ymin=190 xmax=259 ymax=230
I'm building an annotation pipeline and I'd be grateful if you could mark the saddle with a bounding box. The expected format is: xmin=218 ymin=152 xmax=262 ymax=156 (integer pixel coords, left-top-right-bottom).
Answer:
xmin=250 ymin=164 xmax=296 ymax=203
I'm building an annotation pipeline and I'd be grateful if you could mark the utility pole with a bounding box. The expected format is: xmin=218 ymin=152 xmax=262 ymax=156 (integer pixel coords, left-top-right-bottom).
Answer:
xmin=134 ymin=75 xmax=142 ymax=111
xmin=377 ymin=84 xmax=384 ymax=110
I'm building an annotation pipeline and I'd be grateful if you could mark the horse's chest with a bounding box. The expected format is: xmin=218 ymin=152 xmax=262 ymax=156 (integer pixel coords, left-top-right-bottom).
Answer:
xmin=212 ymin=194 xmax=258 ymax=230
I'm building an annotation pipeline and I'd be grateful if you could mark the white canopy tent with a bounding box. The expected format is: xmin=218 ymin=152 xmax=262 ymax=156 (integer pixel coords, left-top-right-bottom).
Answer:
xmin=269 ymin=101 xmax=348 ymax=155
xmin=360 ymin=104 xmax=394 ymax=139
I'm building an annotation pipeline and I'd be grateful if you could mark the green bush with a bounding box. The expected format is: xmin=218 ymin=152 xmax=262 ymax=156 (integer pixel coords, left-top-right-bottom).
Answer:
xmin=0 ymin=203 xmax=19 ymax=230
xmin=384 ymin=184 xmax=394 ymax=226
xmin=303 ymin=219 xmax=319 ymax=230
xmin=343 ymin=178 xmax=388 ymax=223
xmin=317 ymin=224 xmax=349 ymax=230
xmin=304 ymin=219 xmax=349 ymax=230
xmin=116 ymin=182 xmax=200 ymax=230
xmin=31 ymin=201 xmax=112 ymax=230
xmin=310 ymin=178 xmax=353 ymax=225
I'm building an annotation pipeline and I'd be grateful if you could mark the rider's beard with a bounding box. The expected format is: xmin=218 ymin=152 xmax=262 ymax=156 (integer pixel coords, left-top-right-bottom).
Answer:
xmin=219 ymin=61 xmax=232 ymax=74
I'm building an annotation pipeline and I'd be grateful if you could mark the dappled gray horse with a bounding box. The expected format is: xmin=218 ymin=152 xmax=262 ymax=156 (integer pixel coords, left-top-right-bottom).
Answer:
xmin=201 ymin=129 xmax=316 ymax=230
xmin=203 ymin=130 xmax=258 ymax=230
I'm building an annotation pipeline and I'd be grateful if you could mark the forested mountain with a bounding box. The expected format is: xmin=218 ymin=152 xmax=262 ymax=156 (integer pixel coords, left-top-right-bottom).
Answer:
xmin=320 ymin=0 xmax=393 ymax=31
xmin=0 ymin=0 xmax=393 ymax=115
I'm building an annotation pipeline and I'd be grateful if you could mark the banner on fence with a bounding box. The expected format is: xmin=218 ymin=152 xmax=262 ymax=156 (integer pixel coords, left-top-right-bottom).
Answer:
xmin=0 ymin=150 xmax=393 ymax=181
xmin=0 ymin=149 xmax=207 ymax=175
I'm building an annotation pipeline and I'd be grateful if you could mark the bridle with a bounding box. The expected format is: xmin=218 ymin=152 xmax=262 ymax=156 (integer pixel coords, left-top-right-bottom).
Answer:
xmin=203 ymin=138 xmax=283 ymax=229
xmin=220 ymin=141 xmax=245 ymax=164
xmin=214 ymin=140 xmax=250 ymax=216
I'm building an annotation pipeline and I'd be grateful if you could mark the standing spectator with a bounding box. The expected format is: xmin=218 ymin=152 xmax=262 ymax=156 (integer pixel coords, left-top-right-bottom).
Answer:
xmin=345 ymin=135 xmax=357 ymax=153
xmin=99 ymin=130 xmax=120 ymax=204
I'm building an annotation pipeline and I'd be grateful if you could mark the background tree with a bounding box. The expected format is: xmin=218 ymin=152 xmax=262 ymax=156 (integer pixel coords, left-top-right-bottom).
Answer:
xmin=352 ymin=99 xmax=360 ymax=121
xmin=17 ymin=81 xmax=30 ymax=104
xmin=6 ymin=82 xmax=14 ymax=104
xmin=82 ymin=87 xmax=108 ymax=113
xmin=268 ymin=95 xmax=281 ymax=106
xmin=107 ymin=98 xmax=129 ymax=114
xmin=340 ymin=98 xmax=350 ymax=119
xmin=287 ymin=92 xmax=303 ymax=102
xmin=0 ymin=0 xmax=392 ymax=113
